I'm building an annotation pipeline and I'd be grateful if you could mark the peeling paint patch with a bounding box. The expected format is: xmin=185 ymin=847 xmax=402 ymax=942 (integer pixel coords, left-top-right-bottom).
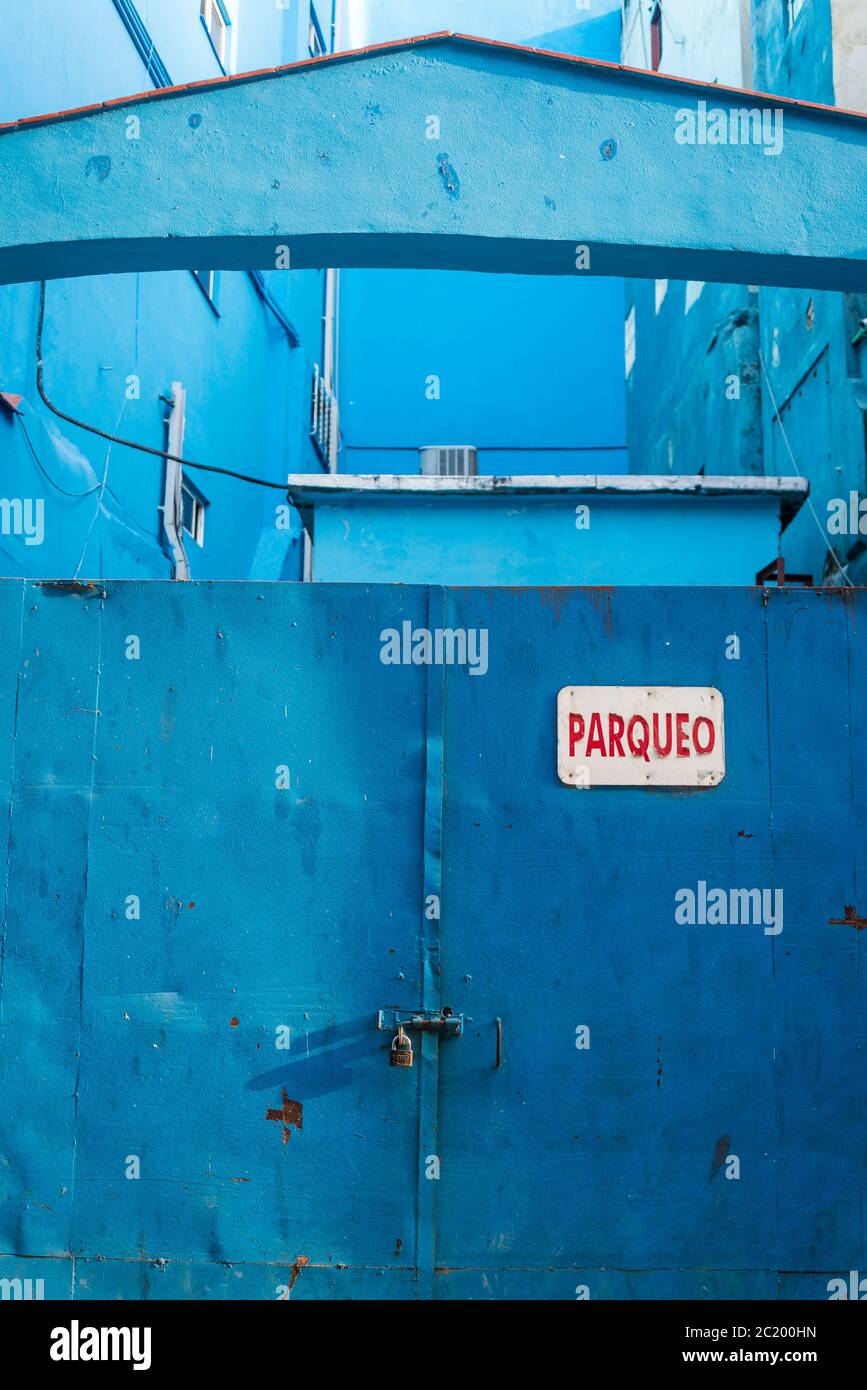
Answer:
xmin=85 ymin=155 xmax=111 ymax=182
xmin=37 ymin=580 xmax=107 ymax=598
xmin=436 ymin=152 xmax=460 ymax=199
xmin=266 ymin=1089 xmax=303 ymax=1144
xmin=600 ymin=138 xmax=618 ymax=160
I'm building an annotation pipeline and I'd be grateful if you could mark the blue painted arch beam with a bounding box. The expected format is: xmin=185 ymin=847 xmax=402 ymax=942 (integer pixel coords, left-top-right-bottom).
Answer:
xmin=0 ymin=34 xmax=864 ymax=290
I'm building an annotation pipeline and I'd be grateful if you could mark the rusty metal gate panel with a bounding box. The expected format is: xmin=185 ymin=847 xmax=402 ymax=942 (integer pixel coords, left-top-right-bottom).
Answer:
xmin=0 ymin=581 xmax=864 ymax=1301
xmin=434 ymin=586 xmax=864 ymax=1299
xmin=0 ymin=581 xmax=434 ymax=1300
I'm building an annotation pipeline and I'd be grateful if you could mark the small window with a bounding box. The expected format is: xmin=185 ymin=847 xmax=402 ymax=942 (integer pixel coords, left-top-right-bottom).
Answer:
xmin=650 ymin=3 xmax=663 ymax=72
xmin=309 ymin=6 xmax=326 ymax=57
xmin=655 ymin=279 xmax=669 ymax=314
xmin=182 ymin=477 xmax=208 ymax=547
xmin=201 ymin=0 xmax=231 ymax=70
xmin=625 ymin=305 xmax=636 ymax=379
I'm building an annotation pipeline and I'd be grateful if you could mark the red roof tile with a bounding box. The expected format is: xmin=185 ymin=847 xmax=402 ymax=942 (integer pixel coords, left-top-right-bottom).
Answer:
xmin=0 ymin=32 xmax=864 ymax=136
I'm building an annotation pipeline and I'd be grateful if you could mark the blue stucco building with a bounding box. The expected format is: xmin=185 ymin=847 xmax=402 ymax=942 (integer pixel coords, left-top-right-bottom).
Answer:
xmin=0 ymin=1 xmax=864 ymax=588
xmin=287 ymin=472 xmax=806 ymax=584
xmin=0 ymin=0 xmax=341 ymax=583
xmin=623 ymin=0 xmax=867 ymax=584
xmin=0 ymin=0 xmax=866 ymax=1310
xmin=0 ymin=0 xmax=633 ymax=585
xmin=337 ymin=0 xmax=629 ymax=481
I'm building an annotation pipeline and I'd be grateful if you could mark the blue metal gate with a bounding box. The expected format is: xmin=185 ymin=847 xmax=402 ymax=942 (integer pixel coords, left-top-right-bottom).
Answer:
xmin=0 ymin=581 xmax=864 ymax=1299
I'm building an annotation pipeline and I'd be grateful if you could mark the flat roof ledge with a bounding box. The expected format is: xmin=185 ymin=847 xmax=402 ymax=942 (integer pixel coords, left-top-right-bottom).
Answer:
xmin=286 ymin=474 xmax=809 ymax=527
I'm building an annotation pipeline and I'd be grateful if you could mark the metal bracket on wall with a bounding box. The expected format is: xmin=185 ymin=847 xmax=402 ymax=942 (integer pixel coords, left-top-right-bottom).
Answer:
xmin=755 ymin=557 xmax=813 ymax=588
xmin=162 ymin=382 xmax=190 ymax=582
xmin=376 ymin=1007 xmax=463 ymax=1038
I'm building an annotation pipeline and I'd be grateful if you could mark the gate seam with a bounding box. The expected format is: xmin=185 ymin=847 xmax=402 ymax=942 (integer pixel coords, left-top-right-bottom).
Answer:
xmin=416 ymin=586 xmax=447 ymax=1299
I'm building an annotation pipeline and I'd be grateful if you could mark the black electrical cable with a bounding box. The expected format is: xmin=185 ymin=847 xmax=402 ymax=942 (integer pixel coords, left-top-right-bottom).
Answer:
xmin=16 ymin=413 xmax=103 ymax=498
xmin=16 ymin=414 xmax=167 ymax=549
xmin=35 ymin=281 xmax=290 ymax=492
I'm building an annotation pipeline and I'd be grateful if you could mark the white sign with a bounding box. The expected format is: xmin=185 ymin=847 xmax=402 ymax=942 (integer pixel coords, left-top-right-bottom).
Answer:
xmin=557 ymin=686 xmax=725 ymax=789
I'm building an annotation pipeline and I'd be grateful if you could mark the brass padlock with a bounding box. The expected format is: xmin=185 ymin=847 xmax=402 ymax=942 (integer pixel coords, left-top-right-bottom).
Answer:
xmin=390 ymin=1026 xmax=414 ymax=1069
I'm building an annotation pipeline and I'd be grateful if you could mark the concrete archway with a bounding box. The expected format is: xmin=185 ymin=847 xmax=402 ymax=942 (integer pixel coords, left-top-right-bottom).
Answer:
xmin=0 ymin=33 xmax=865 ymax=290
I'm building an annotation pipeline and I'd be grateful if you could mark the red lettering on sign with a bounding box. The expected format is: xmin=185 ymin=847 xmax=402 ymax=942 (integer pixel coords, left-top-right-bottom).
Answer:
xmin=693 ymin=716 xmax=716 ymax=755
xmin=569 ymin=714 xmax=585 ymax=757
xmin=559 ymin=689 xmax=723 ymax=788
xmin=627 ymin=716 xmax=650 ymax=763
xmin=652 ymin=712 xmax=672 ymax=757
xmin=676 ymin=713 xmax=691 ymax=757
xmin=608 ymin=714 xmax=626 ymax=757
xmin=567 ymin=705 xmax=718 ymax=765
xmin=587 ymin=712 xmax=607 ymax=756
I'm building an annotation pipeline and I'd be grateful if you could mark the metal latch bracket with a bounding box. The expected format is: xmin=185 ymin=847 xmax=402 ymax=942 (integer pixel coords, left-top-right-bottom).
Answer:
xmin=376 ymin=1007 xmax=463 ymax=1037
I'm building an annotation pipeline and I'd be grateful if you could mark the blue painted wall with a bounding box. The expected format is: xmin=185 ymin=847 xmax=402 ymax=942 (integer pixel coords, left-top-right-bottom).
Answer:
xmin=753 ymin=0 xmax=837 ymax=107
xmin=625 ymin=0 xmax=867 ymax=584
xmin=626 ymin=281 xmax=763 ymax=479
xmin=0 ymin=0 xmax=334 ymax=582
xmin=752 ymin=0 xmax=867 ymax=582
xmin=339 ymin=271 xmax=629 ymax=477
xmin=348 ymin=0 xmax=621 ymax=52
xmin=306 ymin=490 xmax=794 ymax=585
xmin=338 ymin=0 xmax=629 ymax=478
xmin=2 ymin=2 xmax=863 ymax=584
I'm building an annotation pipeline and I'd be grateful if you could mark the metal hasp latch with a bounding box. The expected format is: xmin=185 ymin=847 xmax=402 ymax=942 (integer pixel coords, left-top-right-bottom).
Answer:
xmin=377 ymin=1007 xmax=464 ymax=1038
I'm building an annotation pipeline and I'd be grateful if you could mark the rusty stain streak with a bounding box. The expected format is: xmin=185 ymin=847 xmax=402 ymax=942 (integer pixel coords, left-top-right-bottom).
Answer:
xmin=229 ymin=1017 xmax=240 ymax=1027
xmin=36 ymin=580 xmax=108 ymax=598
xmin=536 ymin=587 xmax=573 ymax=623
xmin=287 ymin=1255 xmax=309 ymax=1295
xmin=818 ymin=586 xmax=858 ymax=612
xmin=535 ymin=585 xmax=615 ymax=631
xmin=465 ymin=584 xmax=616 ymax=632
xmin=801 ymin=586 xmax=859 ymax=638
xmin=709 ymin=1135 xmax=730 ymax=1181
xmin=656 ymin=1038 xmax=663 ymax=1090
xmin=266 ymin=1089 xmax=303 ymax=1144
xmin=394 ymin=1238 xmax=403 ymax=1258
xmin=829 ymin=905 xmax=867 ymax=930
xmin=579 ymin=586 xmax=615 ymax=638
